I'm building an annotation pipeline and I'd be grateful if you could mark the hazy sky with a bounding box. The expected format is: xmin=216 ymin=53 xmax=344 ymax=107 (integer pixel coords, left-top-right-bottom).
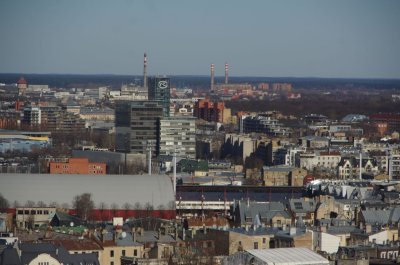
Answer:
xmin=0 ymin=0 xmax=399 ymax=78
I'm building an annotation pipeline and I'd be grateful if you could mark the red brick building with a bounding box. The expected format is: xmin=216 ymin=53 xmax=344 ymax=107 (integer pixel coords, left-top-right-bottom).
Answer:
xmin=194 ymin=99 xmax=226 ymax=123
xmin=49 ymin=158 xmax=106 ymax=174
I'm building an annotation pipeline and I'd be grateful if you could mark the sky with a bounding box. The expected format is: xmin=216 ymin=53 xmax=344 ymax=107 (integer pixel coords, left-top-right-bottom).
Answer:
xmin=0 ymin=0 xmax=399 ymax=79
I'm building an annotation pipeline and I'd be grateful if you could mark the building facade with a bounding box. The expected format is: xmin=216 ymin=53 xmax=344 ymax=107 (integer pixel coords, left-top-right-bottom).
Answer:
xmin=49 ymin=158 xmax=106 ymax=174
xmin=147 ymin=77 xmax=171 ymax=117
xmin=115 ymin=100 xmax=163 ymax=155
xmin=159 ymin=116 xmax=196 ymax=159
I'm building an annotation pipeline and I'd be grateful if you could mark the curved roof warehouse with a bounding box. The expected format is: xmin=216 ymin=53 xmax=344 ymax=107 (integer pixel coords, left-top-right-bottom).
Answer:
xmin=0 ymin=174 xmax=175 ymax=209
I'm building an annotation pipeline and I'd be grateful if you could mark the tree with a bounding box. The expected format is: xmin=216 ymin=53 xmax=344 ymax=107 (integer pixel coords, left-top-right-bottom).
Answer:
xmin=37 ymin=201 xmax=47 ymax=207
xmin=72 ymin=193 xmax=94 ymax=221
xmin=123 ymin=202 xmax=132 ymax=219
xmin=25 ymin=200 xmax=36 ymax=207
xmin=0 ymin=193 xmax=9 ymax=212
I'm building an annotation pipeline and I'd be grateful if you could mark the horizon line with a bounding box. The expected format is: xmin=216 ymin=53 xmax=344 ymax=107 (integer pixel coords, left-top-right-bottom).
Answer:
xmin=1 ymin=72 xmax=400 ymax=81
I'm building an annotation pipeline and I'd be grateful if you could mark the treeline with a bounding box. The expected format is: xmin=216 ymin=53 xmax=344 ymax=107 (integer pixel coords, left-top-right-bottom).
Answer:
xmin=227 ymin=95 xmax=399 ymax=120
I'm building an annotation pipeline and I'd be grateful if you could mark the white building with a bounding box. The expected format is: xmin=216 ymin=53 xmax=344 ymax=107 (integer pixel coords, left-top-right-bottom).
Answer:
xmin=159 ymin=116 xmax=196 ymax=159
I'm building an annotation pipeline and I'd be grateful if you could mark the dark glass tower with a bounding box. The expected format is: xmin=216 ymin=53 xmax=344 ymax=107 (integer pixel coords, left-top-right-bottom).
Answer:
xmin=147 ymin=77 xmax=170 ymax=117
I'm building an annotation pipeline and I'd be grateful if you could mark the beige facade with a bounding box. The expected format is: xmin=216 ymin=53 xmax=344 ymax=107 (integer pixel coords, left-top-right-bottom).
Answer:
xmin=262 ymin=166 xmax=307 ymax=186
xmin=29 ymin=253 xmax=60 ymax=265
xmin=16 ymin=207 xmax=56 ymax=229
xmin=207 ymin=229 xmax=272 ymax=256
xmin=102 ymin=244 xmax=144 ymax=265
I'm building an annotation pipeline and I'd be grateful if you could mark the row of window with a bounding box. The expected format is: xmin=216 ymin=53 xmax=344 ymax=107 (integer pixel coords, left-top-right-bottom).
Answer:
xmin=109 ymin=249 xmax=138 ymax=258
xmin=17 ymin=210 xmax=50 ymax=215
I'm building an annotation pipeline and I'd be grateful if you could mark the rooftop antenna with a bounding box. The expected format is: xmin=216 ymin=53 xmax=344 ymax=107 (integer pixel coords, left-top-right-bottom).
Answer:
xmin=224 ymin=62 xmax=228 ymax=84
xmin=210 ymin=64 xmax=215 ymax=91
xmin=143 ymin=53 xmax=148 ymax=90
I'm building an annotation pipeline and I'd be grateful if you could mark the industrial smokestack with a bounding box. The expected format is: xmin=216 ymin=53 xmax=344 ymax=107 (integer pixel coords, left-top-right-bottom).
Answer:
xmin=224 ymin=63 xmax=228 ymax=84
xmin=143 ymin=53 xmax=147 ymax=89
xmin=210 ymin=64 xmax=215 ymax=91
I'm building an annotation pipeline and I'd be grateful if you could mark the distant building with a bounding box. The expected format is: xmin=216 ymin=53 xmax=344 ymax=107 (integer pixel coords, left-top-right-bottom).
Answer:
xmin=147 ymin=77 xmax=171 ymax=117
xmin=16 ymin=207 xmax=56 ymax=229
xmin=49 ymin=157 xmax=106 ymax=174
xmin=17 ymin=77 xmax=27 ymax=96
xmin=22 ymin=106 xmax=41 ymax=126
xmin=194 ymin=99 xmax=231 ymax=123
xmin=370 ymin=113 xmax=400 ymax=134
xmin=262 ymin=165 xmax=307 ymax=186
xmin=159 ymin=116 xmax=196 ymax=159
xmin=240 ymin=114 xmax=288 ymax=136
xmin=115 ymin=100 xmax=163 ymax=155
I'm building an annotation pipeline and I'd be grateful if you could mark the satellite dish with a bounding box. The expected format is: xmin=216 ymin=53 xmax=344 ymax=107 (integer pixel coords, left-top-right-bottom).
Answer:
xmin=70 ymin=222 xmax=74 ymax=227
xmin=121 ymin=232 xmax=127 ymax=238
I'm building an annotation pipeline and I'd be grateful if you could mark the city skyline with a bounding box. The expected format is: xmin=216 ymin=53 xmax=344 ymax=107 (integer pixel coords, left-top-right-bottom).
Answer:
xmin=0 ymin=0 xmax=399 ymax=79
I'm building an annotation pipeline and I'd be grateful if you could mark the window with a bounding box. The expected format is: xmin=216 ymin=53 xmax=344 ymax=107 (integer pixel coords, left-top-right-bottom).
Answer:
xmin=134 ymin=249 xmax=137 ymax=256
xmin=254 ymin=242 xmax=258 ymax=249
xmin=110 ymin=250 xmax=114 ymax=257
xmin=17 ymin=210 xmax=23 ymax=214
xmin=263 ymin=238 xmax=266 ymax=244
xmin=122 ymin=250 xmax=125 ymax=256
xmin=44 ymin=210 xmax=49 ymax=215
xmin=110 ymin=262 xmax=114 ymax=265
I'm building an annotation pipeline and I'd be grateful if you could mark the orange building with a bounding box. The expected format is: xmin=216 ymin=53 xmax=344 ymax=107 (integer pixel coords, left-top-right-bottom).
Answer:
xmin=194 ymin=99 xmax=228 ymax=123
xmin=49 ymin=158 xmax=106 ymax=174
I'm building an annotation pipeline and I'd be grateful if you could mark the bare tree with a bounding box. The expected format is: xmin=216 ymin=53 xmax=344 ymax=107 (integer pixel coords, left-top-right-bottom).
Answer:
xmin=49 ymin=201 xmax=60 ymax=208
xmin=37 ymin=201 xmax=47 ymax=207
xmin=25 ymin=200 xmax=36 ymax=207
xmin=123 ymin=202 xmax=132 ymax=219
xmin=134 ymin=202 xmax=142 ymax=218
xmin=98 ymin=202 xmax=108 ymax=221
xmin=13 ymin=200 xmax=20 ymax=208
xmin=72 ymin=193 xmax=94 ymax=221
xmin=61 ymin=202 xmax=70 ymax=209
xmin=111 ymin=203 xmax=118 ymax=217
xmin=144 ymin=202 xmax=153 ymax=217
xmin=0 ymin=193 xmax=9 ymax=211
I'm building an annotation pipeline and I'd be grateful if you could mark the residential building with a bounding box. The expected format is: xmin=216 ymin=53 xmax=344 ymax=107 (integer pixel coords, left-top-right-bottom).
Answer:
xmin=337 ymin=156 xmax=379 ymax=179
xmin=232 ymin=200 xmax=292 ymax=228
xmin=194 ymin=99 xmax=231 ymax=123
xmin=49 ymin=158 xmax=106 ymax=174
xmin=240 ymin=114 xmax=288 ymax=136
xmin=22 ymin=106 xmax=41 ymax=126
xmin=262 ymin=165 xmax=307 ymax=186
xmin=159 ymin=116 xmax=196 ymax=159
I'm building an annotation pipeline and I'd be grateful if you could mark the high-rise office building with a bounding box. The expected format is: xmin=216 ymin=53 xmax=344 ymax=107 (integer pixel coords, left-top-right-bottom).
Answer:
xmin=159 ymin=116 xmax=196 ymax=159
xmin=115 ymin=100 xmax=163 ymax=155
xmin=147 ymin=77 xmax=170 ymax=117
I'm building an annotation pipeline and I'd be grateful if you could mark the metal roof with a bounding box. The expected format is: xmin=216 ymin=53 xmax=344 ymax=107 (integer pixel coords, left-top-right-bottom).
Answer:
xmin=246 ymin=247 xmax=329 ymax=265
xmin=0 ymin=173 xmax=175 ymax=209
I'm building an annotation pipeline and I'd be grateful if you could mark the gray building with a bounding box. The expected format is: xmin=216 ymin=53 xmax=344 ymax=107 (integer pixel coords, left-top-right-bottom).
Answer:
xmin=22 ymin=106 xmax=41 ymax=126
xmin=159 ymin=116 xmax=196 ymax=159
xmin=147 ymin=77 xmax=170 ymax=117
xmin=115 ymin=100 xmax=163 ymax=155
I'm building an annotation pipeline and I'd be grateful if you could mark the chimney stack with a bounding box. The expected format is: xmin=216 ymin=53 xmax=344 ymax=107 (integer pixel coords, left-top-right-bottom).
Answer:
xmin=224 ymin=63 xmax=228 ymax=84
xmin=210 ymin=64 xmax=215 ymax=91
xmin=143 ymin=53 xmax=148 ymax=90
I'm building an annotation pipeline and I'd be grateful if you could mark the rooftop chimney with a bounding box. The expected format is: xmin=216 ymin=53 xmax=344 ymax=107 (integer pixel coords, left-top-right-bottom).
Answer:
xmin=210 ymin=64 xmax=215 ymax=91
xmin=224 ymin=63 xmax=228 ymax=84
